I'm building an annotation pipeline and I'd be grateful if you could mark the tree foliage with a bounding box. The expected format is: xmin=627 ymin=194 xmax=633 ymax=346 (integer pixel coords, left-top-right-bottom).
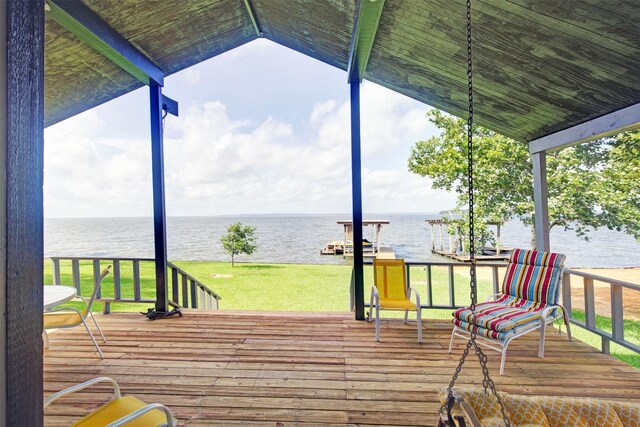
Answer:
xmin=220 ymin=222 xmax=257 ymax=266
xmin=408 ymin=110 xmax=640 ymax=245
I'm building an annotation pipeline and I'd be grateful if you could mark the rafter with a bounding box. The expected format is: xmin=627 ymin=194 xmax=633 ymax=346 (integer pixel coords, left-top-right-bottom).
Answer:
xmin=347 ymin=0 xmax=385 ymax=82
xmin=242 ymin=0 xmax=262 ymax=37
xmin=45 ymin=0 xmax=164 ymax=86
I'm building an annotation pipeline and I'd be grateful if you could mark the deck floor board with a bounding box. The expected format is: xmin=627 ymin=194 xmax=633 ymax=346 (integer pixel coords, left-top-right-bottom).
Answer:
xmin=43 ymin=311 xmax=639 ymax=426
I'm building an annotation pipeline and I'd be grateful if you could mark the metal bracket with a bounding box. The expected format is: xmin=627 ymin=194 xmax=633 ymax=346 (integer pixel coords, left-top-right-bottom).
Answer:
xmin=162 ymin=94 xmax=179 ymax=117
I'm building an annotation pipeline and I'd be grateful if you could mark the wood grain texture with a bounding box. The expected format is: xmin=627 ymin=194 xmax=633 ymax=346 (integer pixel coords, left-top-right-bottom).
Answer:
xmin=43 ymin=0 xmax=640 ymax=142
xmin=43 ymin=311 xmax=640 ymax=426
xmin=6 ymin=0 xmax=45 ymax=425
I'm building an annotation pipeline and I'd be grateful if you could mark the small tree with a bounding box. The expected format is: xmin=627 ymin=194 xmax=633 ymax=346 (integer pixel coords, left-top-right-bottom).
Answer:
xmin=220 ymin=222 xmax=257 ymax=267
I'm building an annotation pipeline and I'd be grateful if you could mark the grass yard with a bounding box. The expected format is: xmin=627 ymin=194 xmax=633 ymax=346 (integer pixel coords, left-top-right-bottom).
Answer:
xmin=44 ymin=259 xmax=639 ymax=367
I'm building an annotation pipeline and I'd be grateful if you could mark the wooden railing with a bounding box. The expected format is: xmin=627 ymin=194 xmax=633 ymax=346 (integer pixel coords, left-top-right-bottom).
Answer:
xmin=358 ymin=260 xmax=639 ymax=356
xmin=49 ymin=257 xmax=221 ymax=313
xmin=562 ymin=269 xmax=639 ymax=355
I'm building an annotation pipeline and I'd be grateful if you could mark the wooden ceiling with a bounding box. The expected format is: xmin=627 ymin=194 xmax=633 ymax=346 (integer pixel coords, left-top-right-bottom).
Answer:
xmin=45 ymin=0 xmax=640 ymax=142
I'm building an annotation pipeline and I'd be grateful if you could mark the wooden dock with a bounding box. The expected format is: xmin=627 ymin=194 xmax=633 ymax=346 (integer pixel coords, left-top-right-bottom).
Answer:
xmin=44 ymin=311 xmax=640 ymax=426
xmin=433 ymin=249 xmax=510 ymax=262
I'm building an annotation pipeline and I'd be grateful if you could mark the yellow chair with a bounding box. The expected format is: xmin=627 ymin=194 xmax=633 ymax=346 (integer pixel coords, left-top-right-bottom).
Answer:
xmin=44 ymin=265 xmax=111 ymax=358
xmin=44 ymin=377 xmax=175 ymax=427
xmin=367 ymin=258 xmax=422 ymax=343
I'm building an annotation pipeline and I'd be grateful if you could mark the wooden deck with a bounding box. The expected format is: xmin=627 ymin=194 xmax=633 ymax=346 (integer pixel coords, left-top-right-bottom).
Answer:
xmin=44 ymin=311 xmax=640 ymax=426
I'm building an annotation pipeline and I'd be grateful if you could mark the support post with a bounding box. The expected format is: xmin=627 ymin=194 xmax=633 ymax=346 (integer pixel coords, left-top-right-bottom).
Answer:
xmin=532 ymin=151 xmax=550 ymax=251
xmin=150 ymin=83 xmax=169 ymax=313
xmin=350 ymin=76 xmax=365 ymax=320
xmin=2 ymin=1 xmax=45 ymax=424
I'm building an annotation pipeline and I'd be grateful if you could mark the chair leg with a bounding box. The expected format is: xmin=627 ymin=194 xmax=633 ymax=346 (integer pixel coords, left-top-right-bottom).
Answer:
xmin=448 ymin=326 xmax=457 ymax=353
xmin=43 ymin=330 xmax=49 ymax=349
xmin=562 ymin=307 xmax=572 ymax=342
xmin=416 ymin=308 xmax=422 ymax=344
xmin=81 ymin=318 xmax=104 ymax=359
xmin=89 ymin=311 xmax=106 ymax=343
xmin=538 ymin=323 xmax=547 ymax=358
xmin=404 ymin=310 xmax=409 ymax=324
xmin=375 ymin=303 xmax=380 ymax=342
xmin=500 ymin=341 xmax=511 ymax=375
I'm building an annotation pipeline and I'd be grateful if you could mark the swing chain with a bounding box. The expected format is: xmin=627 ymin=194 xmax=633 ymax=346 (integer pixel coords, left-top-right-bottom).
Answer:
xmin=440 ymin=1 xmax=511 ymax=425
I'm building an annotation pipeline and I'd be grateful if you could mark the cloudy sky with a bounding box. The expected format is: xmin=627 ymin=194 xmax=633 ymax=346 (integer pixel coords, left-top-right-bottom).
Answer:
xmin=44 ymin=39 xmax=456 ymax=218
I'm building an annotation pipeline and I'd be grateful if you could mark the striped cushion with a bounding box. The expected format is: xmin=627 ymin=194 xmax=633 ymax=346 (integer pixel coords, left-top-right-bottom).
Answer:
xmin=453 ymin=295 xmax=550 ymax=340
xmin=502 ymin=249 xmax=565 ymax=307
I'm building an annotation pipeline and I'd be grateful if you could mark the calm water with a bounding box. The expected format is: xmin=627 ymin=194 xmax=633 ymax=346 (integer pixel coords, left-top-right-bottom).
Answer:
xmin=44 ymin=214 xmax=640 ymax=268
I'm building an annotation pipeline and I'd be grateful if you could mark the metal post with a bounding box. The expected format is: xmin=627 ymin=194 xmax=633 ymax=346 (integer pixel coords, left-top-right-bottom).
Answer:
xmin=150 ymin=83 xmax=169 ymax=313
xmin=532 ymin=151 xmax=550 ymax=251
xmin=350 ymin=75 xmax=364 ymax=320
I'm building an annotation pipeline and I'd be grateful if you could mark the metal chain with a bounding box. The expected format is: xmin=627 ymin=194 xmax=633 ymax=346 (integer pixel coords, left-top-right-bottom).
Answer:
xmin=442 ymin=1 xmax=511 ymax=425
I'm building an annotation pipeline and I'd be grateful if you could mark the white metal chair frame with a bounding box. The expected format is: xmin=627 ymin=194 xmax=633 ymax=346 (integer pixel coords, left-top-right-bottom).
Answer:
xmin=449 ymin=292 xmax=572 ymax=375
xmin=43 ymin=265 xmax=111 ymax=358
xmin=367 ymin=260 xmax=422 ymax=343
xmin=368 ymin=286 xmax=422 ymax=343
xmin=44 ymin=377 xmax=176 ymax=427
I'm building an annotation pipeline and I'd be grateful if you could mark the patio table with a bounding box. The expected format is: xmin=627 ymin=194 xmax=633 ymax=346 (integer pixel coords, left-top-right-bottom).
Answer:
xmin=43 ymin=285 xmax=77 ymax=310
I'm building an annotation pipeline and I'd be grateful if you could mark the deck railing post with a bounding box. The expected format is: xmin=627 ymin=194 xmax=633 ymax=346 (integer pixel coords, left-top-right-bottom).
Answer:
xmin=181 ymin=274 xmax=189 ymax=308
xmin=133 ymin=260 xmax=141 ymax=301
xmin=190 ymin=280 xmax=198 ymax=309
xmin=113 ymin=260 xmax=121 ymax=300
xmin=426 ymin=265 xmax=433 ymax=306
xmin=491 ymin=265 xmax=500 ymax=294
xmin=171 ymin=267 xmax=179 ymax=305
xmin=71 ymin=259 xmax=81 ymax=294
xmin=584 ymin=277 xmax=596 ymax=329
xmin=562 ymin=271 xmax=572 ymax=318
xmin=52 ymin=258 xmax=61 ymax=286
xmin=611 ymin=284 xmax=624 ymax=342
xmin=448 ymin=265 xmax=455 ymax=307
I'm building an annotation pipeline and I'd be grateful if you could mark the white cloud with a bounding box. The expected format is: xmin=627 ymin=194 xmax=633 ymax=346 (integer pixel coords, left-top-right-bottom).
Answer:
xmin=44 ymin=83 xmax=455 ymax=218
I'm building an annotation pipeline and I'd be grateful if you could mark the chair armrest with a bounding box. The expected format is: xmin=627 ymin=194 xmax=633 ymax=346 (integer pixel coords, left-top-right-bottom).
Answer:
xmin=485 ymin=293 xmax=502 ymax=302
xmin=44 ymin=377 xmax=121 ymax=408
xmin=541 ymin=304 xmax=564 ymax=321
xmin=409 ymin=287 xmax=421 ymax=308
xmin=106 ymin=403 xmax=176 ymax=427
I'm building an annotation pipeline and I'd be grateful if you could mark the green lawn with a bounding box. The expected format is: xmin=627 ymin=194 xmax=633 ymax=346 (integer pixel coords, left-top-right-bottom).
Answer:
xmin=44 ymin=259 xmax=639 ymax=367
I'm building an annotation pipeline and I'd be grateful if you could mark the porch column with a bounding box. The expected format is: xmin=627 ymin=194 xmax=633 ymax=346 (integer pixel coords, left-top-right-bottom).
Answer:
xmin=350 ymin=76 xmax=365 ymax=320
xmin=150 ymin=84 xmax=169 ymax=312
xmin=532 ymin=151 xmax=550 ymax=251
xmin=1 ymin=0 xmax=45 ymax=424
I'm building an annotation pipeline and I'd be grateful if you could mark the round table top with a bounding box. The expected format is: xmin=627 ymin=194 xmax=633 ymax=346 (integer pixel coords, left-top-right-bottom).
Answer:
xmin=44 ymin=286 xmax=77 ymax=310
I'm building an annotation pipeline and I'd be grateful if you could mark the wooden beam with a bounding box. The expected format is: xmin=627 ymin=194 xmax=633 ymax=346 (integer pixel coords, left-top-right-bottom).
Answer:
xmin=242 ymin=0 xmax=262 ymax=37
xmin=529 ymin=103 xmax=640 ymax=154
xmin=532 ymin=152 xmax=550 ymax=252
xmin=45 ymin=0 xmax=164 ymax=86
xmin=347 ymin=0 xmax=385 ymax=82
xmin=3 ymin=0 xmax=45 ymax=424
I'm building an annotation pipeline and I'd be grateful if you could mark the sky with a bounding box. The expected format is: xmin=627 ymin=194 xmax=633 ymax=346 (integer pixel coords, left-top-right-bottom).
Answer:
xmin=43 ymin=39 xmax=457 ymax=218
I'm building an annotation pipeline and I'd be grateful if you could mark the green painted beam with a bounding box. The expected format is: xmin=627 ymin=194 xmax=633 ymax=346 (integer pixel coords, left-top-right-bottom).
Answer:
xmin=347 ymin=0 xmax=385 ymax=82
xmin=45 ymin=0 xmax=164 ymax=86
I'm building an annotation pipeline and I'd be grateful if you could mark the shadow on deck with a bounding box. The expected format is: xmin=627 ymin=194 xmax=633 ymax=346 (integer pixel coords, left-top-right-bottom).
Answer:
xmin=43 ymin=311 xmax=640 ymax=426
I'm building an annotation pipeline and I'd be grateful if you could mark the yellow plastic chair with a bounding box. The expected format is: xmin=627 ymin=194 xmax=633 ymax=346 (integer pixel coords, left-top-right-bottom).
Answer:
xmin=367 ymin=258 xmax=422 ymax=343
xmin=44 ymin=265 xmax=111 ymax=358
xmin=44 ymin=377 xmax=175 ymax=427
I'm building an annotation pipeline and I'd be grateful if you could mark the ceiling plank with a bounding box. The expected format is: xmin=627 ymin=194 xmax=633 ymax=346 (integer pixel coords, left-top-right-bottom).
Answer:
xmin=46 ymin=0 xmax=164 ymax=86
xmin=347 ymin=0 xmax=385 ymax=82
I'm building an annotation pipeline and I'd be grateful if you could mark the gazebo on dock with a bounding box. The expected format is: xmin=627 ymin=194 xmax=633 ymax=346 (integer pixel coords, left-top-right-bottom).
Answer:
xmin=2 ymin=0 xmax=639 ymax=423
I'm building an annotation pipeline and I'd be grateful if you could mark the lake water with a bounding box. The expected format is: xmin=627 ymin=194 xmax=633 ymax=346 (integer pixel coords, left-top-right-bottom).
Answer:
xmin=44 ymin=214 xmax=640 ymax=268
